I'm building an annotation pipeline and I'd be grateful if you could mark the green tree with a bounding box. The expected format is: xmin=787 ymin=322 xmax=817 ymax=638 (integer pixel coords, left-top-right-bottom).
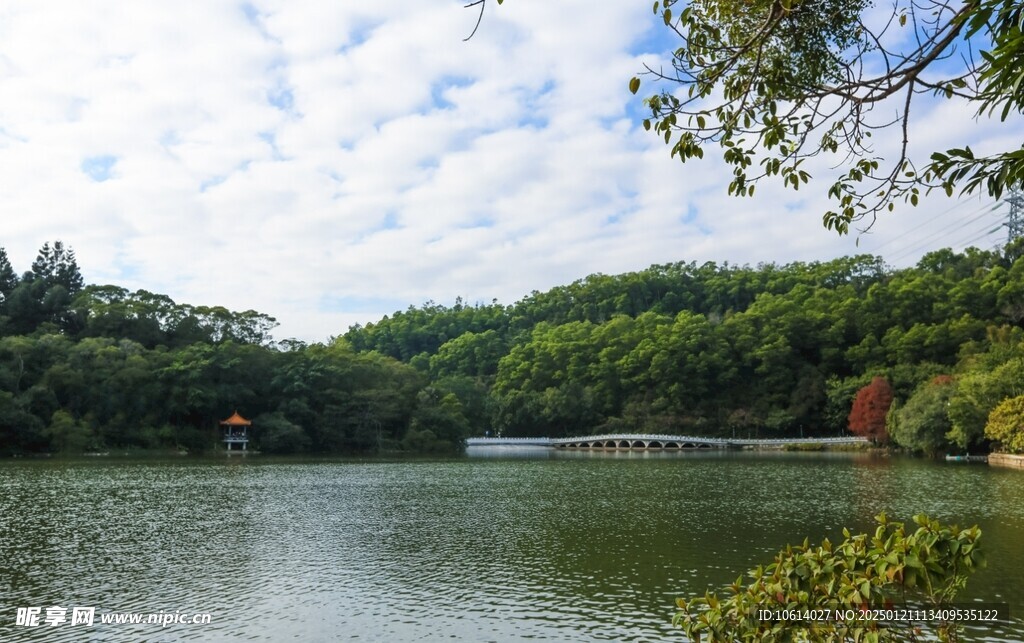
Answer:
xmin=30 ymin=241 xmax=84 ymax=294
xmin=5 ymin=241 xmax=85 ymax=334
xmin=985 ymin=394 xmax=1024 ymax=454
xmin=890 ymin=376 xmax=955 ymax=455
xmin=407 ymin=388 xmax=471 ymax=452
xmin=429 ymin=329 xmax=507 ymax=378
xmin=823 ymin=375 xmax=870 ymax=434
xmin=43 ymin=409 xmax=93 ymax=453
xmin=71 ymin=286 xmax=168 ymax=347
xmin=996 ymin=255 xmax=1024 ymax=324
xmin=631 ymin=0 xmax=1024 ymax=232
xmin=645 ymin=310 xmax=731 ymax=421
xmin=0 ymin=247 xmax=17 ymax=304
xmin=948 ymin=357 xmax=1024 ymax=450
xmin=254 ymin=411 xmax=310 ymax=454
xmin=431 ymin=374 xmax=493 ymax=434
xmin=0 ymin=390 xmax=44 ymax=454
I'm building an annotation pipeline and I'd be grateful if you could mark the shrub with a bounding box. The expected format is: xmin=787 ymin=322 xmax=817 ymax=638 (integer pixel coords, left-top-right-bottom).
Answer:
xmin=984 ymin=394 xmax=1024 ymax=454
xmin=674 ymin=514 xmax=983 ymax=642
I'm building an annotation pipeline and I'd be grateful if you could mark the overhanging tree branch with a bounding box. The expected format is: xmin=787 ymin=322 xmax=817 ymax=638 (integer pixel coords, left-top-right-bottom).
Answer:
xmin=629 ymin=0 xmax=1024 ymax=234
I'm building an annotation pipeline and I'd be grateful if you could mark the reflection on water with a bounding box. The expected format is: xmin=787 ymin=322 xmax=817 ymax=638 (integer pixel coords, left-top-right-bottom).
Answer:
xmin=0 ymin=451 xmax=1022 ymax=641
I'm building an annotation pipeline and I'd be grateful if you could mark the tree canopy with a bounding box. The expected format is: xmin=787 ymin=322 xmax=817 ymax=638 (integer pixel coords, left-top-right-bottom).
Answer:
xmin=6 ymin=239 xmax=1024 ymax=456
xmin=985 ymin=394 xmax=1024 ymax=453
xmin=627 ymin=0 xmax=1024 ymax=233
xmin=889 ymin=376 xmax=955 ymax=455
xmin=348 ymin=244 xmax=1024 ymax=448
xmin=849 ymin=376 xmax=894 ymax=443
xmin=0 ymin=242 xmax=465 ymax=456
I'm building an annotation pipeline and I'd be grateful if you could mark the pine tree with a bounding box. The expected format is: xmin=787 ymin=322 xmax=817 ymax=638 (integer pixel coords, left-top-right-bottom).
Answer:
xmin=58 ymin=242 xmax=83 ymax=294
xmin=30 ymin=242 xmax=54 ymax=282
xmin=0 ymin=247 xmax=17 ymax=299
xmin=30 ymin=241 xmax=83 ymax=294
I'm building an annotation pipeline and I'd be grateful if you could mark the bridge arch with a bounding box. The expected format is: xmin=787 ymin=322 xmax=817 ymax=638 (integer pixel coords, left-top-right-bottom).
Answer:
xmin=475 ymin=434 xmax=869 ymax=451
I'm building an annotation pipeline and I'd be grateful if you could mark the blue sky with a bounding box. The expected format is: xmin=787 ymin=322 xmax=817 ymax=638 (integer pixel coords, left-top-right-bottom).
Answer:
xmin=0 ymin=1 xmax=1020 ymax=341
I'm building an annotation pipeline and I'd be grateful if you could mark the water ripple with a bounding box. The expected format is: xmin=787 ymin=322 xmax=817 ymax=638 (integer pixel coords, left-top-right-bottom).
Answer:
xmin=0 ymin=453 xmax=1022 ymax=641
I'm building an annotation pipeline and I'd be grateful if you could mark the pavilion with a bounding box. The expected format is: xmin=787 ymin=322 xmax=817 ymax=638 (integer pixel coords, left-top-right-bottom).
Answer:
xmin=220 ymin=411 xmax=251 ymax=453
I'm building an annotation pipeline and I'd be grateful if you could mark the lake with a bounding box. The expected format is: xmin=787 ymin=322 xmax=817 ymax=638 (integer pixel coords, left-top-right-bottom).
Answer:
xmin=1 ymin=450 xmax=1022 ymax=641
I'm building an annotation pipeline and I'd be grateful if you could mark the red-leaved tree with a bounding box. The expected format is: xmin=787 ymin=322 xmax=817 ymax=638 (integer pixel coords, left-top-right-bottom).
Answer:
xmin=848 ymin=376 xmax=894 ymax=443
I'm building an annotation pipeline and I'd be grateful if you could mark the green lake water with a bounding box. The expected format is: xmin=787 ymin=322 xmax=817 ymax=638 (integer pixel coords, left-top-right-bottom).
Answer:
xmin=1 ymin=449 xmax=1022 ymax=641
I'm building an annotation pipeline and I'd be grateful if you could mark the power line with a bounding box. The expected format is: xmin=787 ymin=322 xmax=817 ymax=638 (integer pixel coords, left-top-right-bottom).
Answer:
xmin=881 ymin=201 xmax=1000 ymax=262
xmin=949 ymin=224 xmax=1004 ymax=252
xmin=859 ymin=198 xmax=977 ymax=256
xmin=944 ymin=214 xmax=1006 ymax=249
xmin=885 ymin=202 xmax=1004 ymax=263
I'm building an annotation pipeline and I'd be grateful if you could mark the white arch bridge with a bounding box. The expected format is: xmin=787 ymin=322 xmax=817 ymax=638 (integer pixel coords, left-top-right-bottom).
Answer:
xmin=466 ymin=434 xmax=867 ymax=450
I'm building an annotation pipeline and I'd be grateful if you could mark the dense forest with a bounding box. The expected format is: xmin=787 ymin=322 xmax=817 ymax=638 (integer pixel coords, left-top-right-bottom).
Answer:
xmin=0 ymin=242 xmax=450 ymax=455
xmin=2 ymin=240 xmax=1024 ymax=456
xmin=345 ymin=241 xmax=1024 ymax=455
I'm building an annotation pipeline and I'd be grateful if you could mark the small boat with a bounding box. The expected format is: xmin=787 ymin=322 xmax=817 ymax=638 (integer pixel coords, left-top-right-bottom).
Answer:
xmin=945 ymin=454 xmax=988 ymax=463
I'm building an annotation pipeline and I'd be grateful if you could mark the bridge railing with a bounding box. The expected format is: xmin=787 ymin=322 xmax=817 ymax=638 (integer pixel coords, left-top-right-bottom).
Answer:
xmin=468 ymin=434 xmax=869 ymax=447
xmin=729 ymin=437 xmax=868 ymax=445
xmin=549 ymin=434 xmax=732 ymax=445
xmin=466 ymin=437 xmax=552 ymax=445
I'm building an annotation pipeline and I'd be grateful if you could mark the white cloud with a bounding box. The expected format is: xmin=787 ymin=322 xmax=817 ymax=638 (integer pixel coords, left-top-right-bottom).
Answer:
xmin=0 ymin=0 xmax=1020 ymax=341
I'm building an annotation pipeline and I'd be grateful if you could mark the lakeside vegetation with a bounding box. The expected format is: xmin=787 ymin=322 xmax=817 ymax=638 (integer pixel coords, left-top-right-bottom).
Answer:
xmin=674 ymin=513 xmax=985 ymax=642
xmin=3 ymin=240 xmax=1024 ymax=456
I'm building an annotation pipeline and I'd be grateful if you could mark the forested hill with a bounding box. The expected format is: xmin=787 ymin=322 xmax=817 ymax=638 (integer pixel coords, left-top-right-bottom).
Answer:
xmin=345 ymin=254 xmax=890 ymax=360
xmin=345 ymin=243 xmax=1024 ymax=452
xmin=0 ymin=242 xmax=450 ymax=455
xmin=3 ymin=241 xmax=1024 ymax=456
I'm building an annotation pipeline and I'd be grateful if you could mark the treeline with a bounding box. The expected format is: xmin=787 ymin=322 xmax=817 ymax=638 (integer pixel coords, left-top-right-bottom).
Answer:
xmin=346 ymin=242 xmax=1024 ymax=453
xmin=0 ymin=243 xmax=465 ymax=455
xmin=4 ymin=240 xmax=1024 ymax=456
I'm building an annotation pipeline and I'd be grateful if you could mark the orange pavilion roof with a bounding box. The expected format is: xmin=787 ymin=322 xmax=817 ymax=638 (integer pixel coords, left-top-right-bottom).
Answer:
xmin=220 ymin=411 xmax=252 ymax=426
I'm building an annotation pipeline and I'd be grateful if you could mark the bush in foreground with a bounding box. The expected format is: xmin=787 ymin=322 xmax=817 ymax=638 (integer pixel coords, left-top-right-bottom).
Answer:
xmin=674 ymin=514 xmax=983 ymax=642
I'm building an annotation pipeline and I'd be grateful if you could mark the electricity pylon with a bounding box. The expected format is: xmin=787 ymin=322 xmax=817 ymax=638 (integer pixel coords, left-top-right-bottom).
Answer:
xmin=1007 ymin=189 xmax=1024 ymax=244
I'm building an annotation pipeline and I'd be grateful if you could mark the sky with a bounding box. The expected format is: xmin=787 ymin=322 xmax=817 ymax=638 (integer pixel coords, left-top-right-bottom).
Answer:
xmin=0 ymin=1 xmax=1021 ymax=342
